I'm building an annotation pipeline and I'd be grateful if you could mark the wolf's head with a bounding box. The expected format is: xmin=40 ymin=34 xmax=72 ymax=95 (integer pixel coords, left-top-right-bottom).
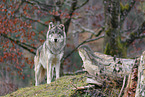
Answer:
xmin=46 ymin=22 xmax=66 ymax=54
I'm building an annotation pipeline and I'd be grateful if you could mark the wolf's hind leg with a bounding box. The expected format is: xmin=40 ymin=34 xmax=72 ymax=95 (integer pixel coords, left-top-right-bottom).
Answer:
xmin=51 ymin=65 xmax=55 ymax=79
xmin=35 ymin=62 xmax=46 ymax=86
xmin=38 ymin=65 xmax=46 ymax=84
xmin=34 ymin=55 xmax=40 ymax=86
xmin=35 ymin=63 xmax=40 ymax=86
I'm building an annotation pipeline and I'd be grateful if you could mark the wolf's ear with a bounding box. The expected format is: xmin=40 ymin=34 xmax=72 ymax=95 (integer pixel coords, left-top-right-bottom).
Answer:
xmin=58 ymin=24 xmax=65 ymax=31
xmin=48 ymin=22 xmax=54 ymax=30
xmin=47 ymin=22 xmax=54 ymax=38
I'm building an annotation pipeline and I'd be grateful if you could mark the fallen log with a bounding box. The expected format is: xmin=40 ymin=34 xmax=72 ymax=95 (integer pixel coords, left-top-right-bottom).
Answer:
xmin=78 ymin=45 xmax=144 ymax=97
xmin=78 ymin=45 xmax=135 ymax=79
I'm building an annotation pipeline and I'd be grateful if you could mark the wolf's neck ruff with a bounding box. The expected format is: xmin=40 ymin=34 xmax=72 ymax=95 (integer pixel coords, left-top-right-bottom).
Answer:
xmin=45 ymin=42 xmax=64 ymax=55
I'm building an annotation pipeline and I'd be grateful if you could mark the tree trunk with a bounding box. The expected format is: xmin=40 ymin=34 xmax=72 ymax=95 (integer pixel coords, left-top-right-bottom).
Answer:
xmin=103 ymin=0 xmax=127 ymax=57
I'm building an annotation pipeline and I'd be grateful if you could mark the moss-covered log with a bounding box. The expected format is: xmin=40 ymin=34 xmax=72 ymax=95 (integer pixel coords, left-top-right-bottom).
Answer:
xmin=78 ymin=45 xmax=145 ymax=97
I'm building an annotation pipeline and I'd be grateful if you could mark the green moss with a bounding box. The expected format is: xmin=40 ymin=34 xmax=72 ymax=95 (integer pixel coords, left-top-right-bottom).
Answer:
xmin=105 ymin=28 xmax=112 ymax=36
xmin=120 ymin=2 xmax=124 ymax=12
xmin=4 ymin=74 xmax=87 ymax=97
xmin=104 ymin=43 xmax=111 ymax=55
xmin=124 ymin=4 xmax=129 ymax=10
xmin=117 ymin=37 xmax=123 ymax=50
xmin=116 ymin=37 xmax=127 ymax=57
xmin=104 ymin=36 xmax=127 ymax=57
xmin=120 ymin=2 xmax=129 ymax=12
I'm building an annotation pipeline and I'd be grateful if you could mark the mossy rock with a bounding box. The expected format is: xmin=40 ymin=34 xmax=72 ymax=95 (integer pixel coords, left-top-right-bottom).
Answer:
xmin=5 ymin=74 xmax=87 ymax=97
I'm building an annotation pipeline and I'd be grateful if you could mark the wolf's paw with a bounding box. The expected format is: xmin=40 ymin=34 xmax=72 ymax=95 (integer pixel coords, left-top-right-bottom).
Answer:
xmin=47 ymin=80 xmax=51 ymax=84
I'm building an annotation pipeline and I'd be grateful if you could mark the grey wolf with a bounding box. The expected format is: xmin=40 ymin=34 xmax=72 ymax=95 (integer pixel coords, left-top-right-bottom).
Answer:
xmin=34 ymin=22 xmax=66 ymax=86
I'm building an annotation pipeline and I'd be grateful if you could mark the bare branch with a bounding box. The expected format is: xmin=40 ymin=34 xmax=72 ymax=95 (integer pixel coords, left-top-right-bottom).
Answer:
xmin=118 ymin=75 xmax=127 ymax=97
xmin=22 ymin=15 xmax=48 ymax=27
xmin=70 ymin=82 xmax=78 ymax=89
xmin=72 ymin=20 xmax=96 ymax=34
xmin=64 ymin=0 xmax=78 ymax=33
xmin=72 ymin=20 xmax=104 ymax=36
xmin=137 ymin=35 xmax=145 ymax=39
xmin=62 ymin=34 xmax=104 ymax=61
xmin=1 ymin=33 xmax=36 ymax=55
xmin=24 ymin=0 xmax=55 ymax=12
xmin=125 ymin=21 xmax=145 ymax=47
xmin=13 ymin=0 xmax=25 ymax=14
xmin=120 ymin=0 xmax=136 ymax=26
xmin=64 ymin=70 xmax=86 ymax=75
xmin=75 ymin=0 xmax=89 ymax=10
xmin=72 ymin=84 xmax=95 ymax=90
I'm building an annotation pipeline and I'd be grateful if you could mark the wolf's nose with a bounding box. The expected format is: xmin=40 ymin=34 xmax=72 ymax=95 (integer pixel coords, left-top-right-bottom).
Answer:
xmin=54 ymin=39 xmax=57 ymax=42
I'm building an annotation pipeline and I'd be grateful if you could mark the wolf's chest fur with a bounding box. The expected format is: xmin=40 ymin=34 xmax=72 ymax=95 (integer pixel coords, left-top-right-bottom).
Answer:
xmin=39 ymin=42 xmax=63 ymax=69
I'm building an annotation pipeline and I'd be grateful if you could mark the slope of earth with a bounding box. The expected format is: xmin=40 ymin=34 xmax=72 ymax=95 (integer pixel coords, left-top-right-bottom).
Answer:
xmin=4 ymin=74 xmax=87 ymax=97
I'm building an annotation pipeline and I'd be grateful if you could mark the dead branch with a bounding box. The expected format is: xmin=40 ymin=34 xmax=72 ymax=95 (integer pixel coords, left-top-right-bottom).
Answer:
xmin=86 ymin=78 xmax=102 ymax=87
xmin=72 ymin=84 xmax=95 ymax=90
xmin=75 ymin=0 xmax=89 ymax=10
xmin=24 ymin=0 xmax=55 ymax=12
xmin=70 ymin=82 xmax=78 ymax=89
xmin=62 ymin=34 xmax=104 ymax=61
xmin=22 ymin=15 xmax=48 ymax=27
xmin=118 ymin=75 xmax=126 ymax=97
xmin=0 ymin=33 xmax=36 ymax=55
xmin=64 ymin=70 xmax=86 ymax=75
xmin=72 ymin=20 xmax=96 ymax=34
xmin=125 ymin=21 xmax=145 ymax=47
xmin=120 ymin=0 xmax=136 ymax=26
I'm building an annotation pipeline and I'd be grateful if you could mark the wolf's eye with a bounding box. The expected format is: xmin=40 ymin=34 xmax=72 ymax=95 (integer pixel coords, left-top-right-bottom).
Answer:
xmin=52 ymin=31 xmax=55 ymax=34
xmin=58 ymin=32 xmax=61 ymax=34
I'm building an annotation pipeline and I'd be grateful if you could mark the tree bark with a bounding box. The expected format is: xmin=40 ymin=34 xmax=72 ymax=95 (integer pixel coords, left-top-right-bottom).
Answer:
xmin=103 ymin=0 xmax=127 ymax=57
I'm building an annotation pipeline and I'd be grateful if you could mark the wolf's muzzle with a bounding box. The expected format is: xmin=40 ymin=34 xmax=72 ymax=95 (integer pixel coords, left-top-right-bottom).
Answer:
xmin=54 ymin=39 xmax=57 ymax=42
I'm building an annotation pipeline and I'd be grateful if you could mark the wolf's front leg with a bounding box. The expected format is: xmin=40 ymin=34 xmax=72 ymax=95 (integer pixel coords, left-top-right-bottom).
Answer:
xmin=55 ymin=62 xmax=60 ymax=79
xmin=47 ymin=60 xmax=52 ymax=84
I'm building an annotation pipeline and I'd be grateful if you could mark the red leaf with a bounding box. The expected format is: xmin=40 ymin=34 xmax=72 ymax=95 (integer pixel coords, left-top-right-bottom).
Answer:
xmin=30 ymin=64 xmax=33 ymax=69
xmin=0 ymin=56 xmax=3 ymax=62
xmin=3 ymin=0 xmax=6 ymax=2
xmin=7 ymin=67 xmax=11 ymax=72
xmin=21 ymin=64 xmax=25 ymax=68
xmin=4 ymin=9 xmax=7 ymax=12
xmin=22 ymin=76 xmax=25 ymax=79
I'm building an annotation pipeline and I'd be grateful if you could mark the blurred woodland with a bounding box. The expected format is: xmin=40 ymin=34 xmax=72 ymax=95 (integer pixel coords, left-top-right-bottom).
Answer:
xmin=0 ymin=0 xmax=145 ymax=96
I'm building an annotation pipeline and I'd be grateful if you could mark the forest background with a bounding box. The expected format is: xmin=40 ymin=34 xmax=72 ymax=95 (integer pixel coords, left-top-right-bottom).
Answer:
xmin=0 ymin=0 xmax=145 ymax=96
